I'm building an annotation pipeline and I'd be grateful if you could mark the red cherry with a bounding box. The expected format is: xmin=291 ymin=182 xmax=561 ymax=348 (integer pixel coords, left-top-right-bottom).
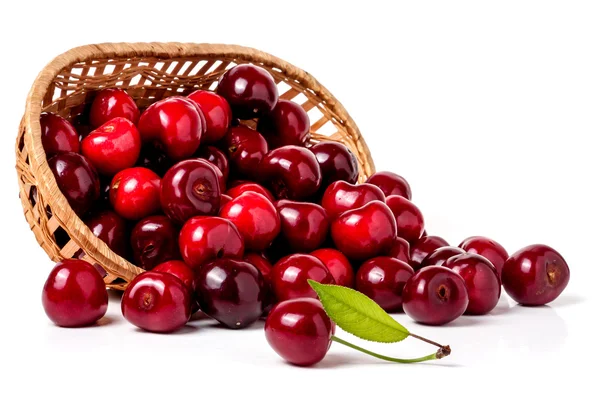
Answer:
xmin=421 ymin=246 xmax=466 ymax=268
xmin=40 ymin=112 xmax=80 ymax=156
xmin=179 ymin=216 xmax=245 ymax=269
xmin=265 ymin=298 xmax=334 ymax=366
xmin=271 ymin=254 xmax=334 ymax=301
xmin=131 ymin=215 xmax=180 ymax=271
xmin=84 ymin=210 xmax=128 ymax=258
xmin=321 ymin=181 xmax=386 ymax=217
xmin=502 ymin=244 xmax=570 ymax=306
xmin=310 ymin=141 xmax=359 ymax=187
xmin=216 ymin=64 xmax=278 ymax=119
xmin=331 ymin=201 xmax=396 ymax=261
xmin=355 ymin=257 xmax=414 ymax=312
xmin=445 ymin=253 xmax=501 ymax=315
xmin=81 ymin=117 xmax=141 ymax=176
xmin=110 ymin=167 xmax=161 ymax=220
xmin=275 ymin=200 xmax=329 ymax=252
xmin=219 ymin=194 xmax=232 ymax=212
xmin=244 ymin=253 xmax=273 ymax=286
xmin=226 ymin=182 xmax=275 ymax=203
xmin=402 ymin=266 xmax=469 ymax=325
xmin=387 ymin=237 xmax=411 ymax=264
xmin=224 ymin=126 xmax=268 ymax=179
xmin=219 ymin=192 xmax=280 ymax=251
xmin=138 ymin=96 xmax=205 ymax=160
xmin=459 ymin=236 xmax=509 ymax=278
xmin=366 ymin=171 xmax=412 ymax=199
xmin=197 ymin=146 xmax=230 ymax=182
xmin=42 ymin=259 xmax=108 ymax=327
xmin=311 ymin=248 xmax=354 ymax=287
xmin=121 ymin=271 xmax=191 ymax=333
xmin=257 ymin=100 xmax=310 ymax=148
xmin=385 ymin=195 xmax=425 ymax=243
xmin=187 ymin=90 xmax=231 ymax=143
xmin=410 ymin=235 xmax=450 ymax=269
xmin=153 ymin=260 xmax=195 ymax=295
xmin=89 ymin=88 xmax=140 ymax=128
xmin=136 ymin=144 xmax=173 ymax=177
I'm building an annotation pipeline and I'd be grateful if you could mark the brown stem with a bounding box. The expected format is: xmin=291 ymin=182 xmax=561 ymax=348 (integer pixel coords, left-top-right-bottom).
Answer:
xmin=409 ymin=332 xmax=446 ymax=349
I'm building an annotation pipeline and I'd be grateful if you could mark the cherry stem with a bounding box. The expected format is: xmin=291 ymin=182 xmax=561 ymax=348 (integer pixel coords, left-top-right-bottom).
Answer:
xmin=408 ymin=332 xmax=446 ymax=349
xmin=331 ymin=336 xmax=449 ymax=364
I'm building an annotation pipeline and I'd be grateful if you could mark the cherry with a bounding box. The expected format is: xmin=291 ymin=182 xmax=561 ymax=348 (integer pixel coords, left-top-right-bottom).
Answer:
xmin=187 ymin=90 xmax=231 ymax=143
xmin=42 ymin=259 xmax=108 ymax=327
xmin=420 ymin=246 xmax=466 ymax=269
xmin=84 ymin=210 xmax=128 ymax=258
xmin=310 ymin=141 xmax=359 ymax=187
xmin=136 ymin=144 xmax=173 ymax=177
xmin=445 ymin=253 xmax=501 ymax=315
xmin=265 ymin=298 xmax=334 ymax=366
xmin=40 ymin=112 xmax=80 ymax=156
xmin=355 ymin=257 xmax=414 ymax=312
xmin=216 ymin=64 xmax=278 ymax=119
xmin=219 ymin=192 xmax=280 ymax=250
xmin=131 ymin=215 xmax=180 ymax=270
xmin=224 ymin=126 xmax=268 ymax=179
xmin=121 ymin=271 xmax=191 ymax=333
xmin=109 ymin=167 xmax=161 ymax=220
xmin=366 ymin=171 xmax=412 ymax=200
xmin=160 ymin=159 xmax=222 ymax=225
xmin=179 ymin=216 xmax=245 ymax=269
xmin=244 ymin=253 xmax=273 ymax=286
xmin=271 ymin=254 xmax=334 ymax=301
xmin=502 ymin=244 xmax=570 ymax=306
xmin=385 ymin=195 xmax=425 ymax=243
xmin=197 ymin=145 xmax=230 ymax=182
xmin=331 ymin=201 xmax=396 ymax=261
xmin=459 ymin=236 xmax=509 ymax=278
xmin=260 ymin=146 xmax=322 ymax=200
xmin=48 ymin=152 xmax=100 ymax=216
xmin=219 ymin=194 xmax=232 ymax=212
xmin=195 ymin=258 xmax=266 ymax=329
xmin=275 ymin=200 xmax=329 ymax=252
xmin=410 ymin=235 xmax=450 ymax=269
xmin=257 ymin=99 xmax=310 ymax=148
xmin=321 ymin=181 xmax=386 ymax=217
xmin=138 ymin=96 xmax=205 ymax=161
xmin=81 ymin=117 xmax=141 ymax=176
xmin=387 ymin=237 xmax=411 ymax=264
xmin=89 ymin=88 xmax=140 ymax=127
xmin=153 ymin=260 xmax=195 ymax=295
xmin=402 ymin=266 xmax=468 ymax=325
xmin=226 ymin=182 xmax=275 ymax=203
xmin=310 ymin=248 xmax=354 ymax=287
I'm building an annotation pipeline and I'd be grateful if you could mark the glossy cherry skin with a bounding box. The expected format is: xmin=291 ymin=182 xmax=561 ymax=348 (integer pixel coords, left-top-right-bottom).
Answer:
xmin=197 ymin=145 xmax=230 ymax=182
xmin=366 ymin=171 xmax=412 ymax=200
xmin=244 ymin=253 xmax=273 ymax=286
xmin=216 ymin=64 xmax=278 ymax=119
xmin=257 ymin=99 xmax=310 ymax=148
xmin=48 ymin=152 xmax=100 ymax=216
xmin=385 ymin=195 xmax=425 ymax=243
xmin=226 ymin=182 xmax=275 ymax=203
xmin=276 ymin=200 xmax=329 ymax=252
xmin=445 ymin=253 xmax=501 ymax=315
xmin=89 ymin=88 xmax=140 ymax=128
xmin=160 ymin=159 xmax=222 ymax=225
xmin=153 ymin=260 xmax=195 ymax=295
xmin=421 ymin=246 xmax=466 ymax=269
xmin=187 ymin=90 xmax=232 ymax=143
xmin=195 ymin=258 xmax=266 ymax=329
xmin=310 ymin=141 xmax=359 ymax=187
xmin=459 ymin=236 xmax=509 ymax=278
xmin=331 ymin=201 xmax=396 ymax=261
xmin=40 ymin=112 xmax=80 ymax=156
xmin=84 ymin=210 xmax=128 ymax=258
xmin=138 ymin=96 xmax=205 ymax=161
xmin=219 ymin=194 xmax=232 ymax=212
xmin=219 ymin=192 xmax=280 ymax=251
xmin=110 ymin=167 xmax=161 ymax=220
xmin=42 ymin=259 xmax=108 ymax=327
xmin=81 ymin=117 xmax=142 ymax=176
xmin=131 ymin=215 xmax=180 ymax=270
xmin=321 ymin=181 xmax=386 ymax=217
xmin=271 ymin=254 xmax=334 ymax=301
xmin=136 ymin=144 xmax=173 ymax=177
xmin=224 ymin=126 xmax=268 ymax=178
xmin=265 ymin=298 xmax=334 ymax=366
xmin=387 ymin=237 xmax=411 ymax=264
xmin=260 ymin=146 xmax=322 ymax=200
xmin=409 ymin=235 xmax=450 ymax=269
xmin=502 ymin=244 xmax=570 ymax=306
xmin=402 ymin=266 xmax=469 ymax=325
xmin=121 ymin=271 xmax=191 ymax=333
xmin=179 ymin=216 xmax=245 ymax=269
xmin=355 ymin=257 xmax=414 ymax=312
xmin=310 ymin=248 xmax=354 ymax=287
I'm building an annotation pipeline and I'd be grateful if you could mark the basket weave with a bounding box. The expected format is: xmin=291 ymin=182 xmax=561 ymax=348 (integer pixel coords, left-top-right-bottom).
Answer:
xmin=15 ymin=42 xmax=375 ymax=289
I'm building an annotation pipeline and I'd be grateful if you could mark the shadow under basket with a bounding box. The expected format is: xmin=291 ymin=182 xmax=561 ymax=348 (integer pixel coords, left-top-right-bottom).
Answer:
xmin=15 ymin=42 xmax=375 ymax=290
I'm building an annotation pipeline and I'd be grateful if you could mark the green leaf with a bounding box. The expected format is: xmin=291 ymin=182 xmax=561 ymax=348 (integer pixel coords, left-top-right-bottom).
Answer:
xmin=308 ymin=280 xmax=410 ymax=343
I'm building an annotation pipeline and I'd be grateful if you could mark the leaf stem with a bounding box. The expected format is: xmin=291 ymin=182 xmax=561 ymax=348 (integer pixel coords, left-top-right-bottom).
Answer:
xmin=331 ymin=336 xmax=449 ymax=364
xmin=408 ymin=332 xmax=447 ymax=350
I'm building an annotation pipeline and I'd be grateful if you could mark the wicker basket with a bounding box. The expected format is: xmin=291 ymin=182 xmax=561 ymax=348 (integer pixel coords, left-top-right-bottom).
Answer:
xmin=15 ymin=42 xmax=375 ymax=289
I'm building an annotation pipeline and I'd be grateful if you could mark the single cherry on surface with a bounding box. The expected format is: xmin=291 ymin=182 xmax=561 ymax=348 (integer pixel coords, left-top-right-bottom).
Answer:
xmin=421 ymin=246 xmax=466 ymax=269
xmin=387 ymin=237 xmax=411 ymax=264
xmin=459 ymin=236 xmax=509 ymax=278
xmin=84 ymin=210 xmax=129 ymax=258
xmin=410 ymin=235 xmax=450 ymax=270
xmin=276 ymin=200 xmax=329 ymax=253
xmin=257 ymin=99 xmax=311 ymax=148
xmin=89 ymin=88 xmax=140 ymax=128
xmin=321 ymin=181 xmax=386 ymax=217
xmin=271 ymin=254 xmax=334 ymax=301
xmin=501 ymin=244 xmax=570 ymax=306
xmin=131 ymin=215 xmax=180 ymax=270
xmin=310 ymin=141 xmax=359 ymax=187
xmin=385 ymin=195 xmax=425 ymax=243
xmin=153 ymin=260 xmax=195 ymax=295
xmin=366 ymin=171 xmax=412 ymax=199
xmin=226 ymin=182 xmax=275 ymax=203
xmin=187 ymin=90 xmax=232 ymax=143
xmin=197 ymin=146 xmax=230 ymax=182
xmin=42 ymin=259 xmax=108 ymax=327
xmin=355 ymin=256 xmax=414 ymax=312
xmin=40 ymin=112 xmax=80 ymax=156
xmin=109 ymin=167 xmax=161 ymax=220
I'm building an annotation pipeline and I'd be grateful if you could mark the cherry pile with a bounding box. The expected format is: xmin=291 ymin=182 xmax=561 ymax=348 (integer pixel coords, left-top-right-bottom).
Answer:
xmin=40 ymin=63 xmax=571 ymax=366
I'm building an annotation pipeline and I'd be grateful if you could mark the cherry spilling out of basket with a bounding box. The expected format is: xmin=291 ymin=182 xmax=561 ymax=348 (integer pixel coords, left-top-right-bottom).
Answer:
xmin=40 ymin=63 xmax=570 ymax=367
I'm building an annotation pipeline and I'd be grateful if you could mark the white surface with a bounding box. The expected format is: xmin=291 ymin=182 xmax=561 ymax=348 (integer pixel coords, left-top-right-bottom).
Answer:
xmin=0 ymin=1 xmax=598 ymax=399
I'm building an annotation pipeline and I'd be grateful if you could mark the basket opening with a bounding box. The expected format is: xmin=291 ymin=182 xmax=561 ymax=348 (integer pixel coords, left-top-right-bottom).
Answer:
xmin=53 ymin=226 xmax=71 ymax=248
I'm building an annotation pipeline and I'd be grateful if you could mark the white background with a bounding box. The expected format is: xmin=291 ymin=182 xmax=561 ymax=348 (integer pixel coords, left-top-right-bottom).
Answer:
xmin=1 ymin=1 xmax=598 ymax=398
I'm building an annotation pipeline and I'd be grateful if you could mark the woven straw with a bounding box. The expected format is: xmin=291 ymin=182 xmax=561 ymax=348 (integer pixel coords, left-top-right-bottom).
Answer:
xmin=15 ymin=42 xmax=375 ymax=289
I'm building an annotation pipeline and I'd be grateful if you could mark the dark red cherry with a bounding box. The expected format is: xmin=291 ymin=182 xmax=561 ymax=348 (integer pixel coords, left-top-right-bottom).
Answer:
xmin=257 ymin=99 xmax=310 ymax=148
xmin=226 ymin=182 xmax=275 ymax=203
xmin=131 ymin=215 xmax=180 ymax=270
xmin=89 ymin=88 xmax=140 ymax=127
xmin=410 ymin=235 xmax=450 ymax=269
xmin=387 ymin=237 xmax=411 ymax=264
xmin=275 ymin=200 xmax=329 ymax=252
xmin=310 ymin=141 xmax=359 ymax=186
xmin=197 ymin=146 xmax=230 ymax=182
xmin=271 ymin=254 xmax=334 ymax=301
xmin=136 ymin=144 xmax=173 ymax=177
xmin=366 ymin=171 xmax=412 ymax=199
xmin=385 ymin=195 xmax=425 ymax=243
xmin=40 ymin=112 xmax=80 ymax=156
xmin=355 ymin=257 xmax=414 ymax=312
xmin=459 ymin=236 xmax=509 ymax=278
xmin=187 ymin=90 xmax=232 ymax=143
xmin=153 ymin=260 xmax=195 ymax=295
xmin=420 ymin=246 xmax=466 ymax=269
xmin=310 ymin=248 xmax=354 ymax=287
xmin=321 ymin=181 xmax=385 ymax=217
xmin=110 ymin=167 xmax=161 ymax=220
xmin=244 ymin=253 xmax=273 ymax=286
xmin=84 ymin=210 xmax=128 ymax=258
xmin=224 ymin=126 xmax=268 ymax=179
